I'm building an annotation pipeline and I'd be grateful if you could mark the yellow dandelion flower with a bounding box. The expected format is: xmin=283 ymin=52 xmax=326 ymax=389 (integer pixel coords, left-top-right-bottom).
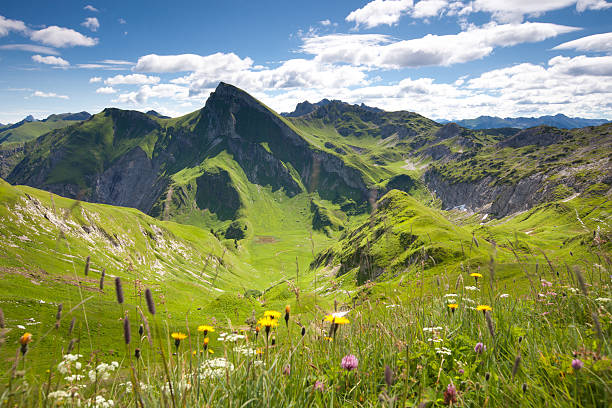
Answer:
xmin=208 ymin=349 xmax=214 ymax=354
xmin=324 ymin=336 xmax=333 ymax=342
xmin=197 ymin=325 xmax=214 ymax=334
xmin=264 ymin=310 xmax=282 ymax=319
xmin=19 ymin=332 xmax=32 ymax=346
xmin=258 ymin=317 xmax=279 ymax=328
xmin=334 ymin=317 xmax=350 ymax=325
xmin=448 ymin=303 xmax=458 ymax=313
xmin=470 ymin=273 xmax=483 ymax=279
xmin=171 ymin=332 xmax=188 ymax=340
xmin=203 ymin=337 xmax=210 ymax=346
xmin=476 ymin=305 xmax=492 ymax=313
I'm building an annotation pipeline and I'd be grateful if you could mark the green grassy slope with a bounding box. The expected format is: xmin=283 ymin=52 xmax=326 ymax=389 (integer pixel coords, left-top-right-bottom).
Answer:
xmin=0 ymin=120 xmax=80 ymax=146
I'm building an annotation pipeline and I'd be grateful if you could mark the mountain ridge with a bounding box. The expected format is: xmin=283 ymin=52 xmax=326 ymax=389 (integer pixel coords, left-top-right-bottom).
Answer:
xmin=438 ymin=113 xmax=609 ymax=129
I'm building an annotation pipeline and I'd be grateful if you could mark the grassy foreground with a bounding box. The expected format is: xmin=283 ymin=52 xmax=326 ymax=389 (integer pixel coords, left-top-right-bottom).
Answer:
xmin=0 ymin=254 xmax=610 ymax=407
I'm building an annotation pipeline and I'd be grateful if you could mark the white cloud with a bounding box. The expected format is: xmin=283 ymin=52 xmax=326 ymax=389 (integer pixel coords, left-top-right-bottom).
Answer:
xmin=470 ymin=0 xmax=612 ymax=22
xmin=320 ymin=19 xmax=332 ymax=26
xmin=96 ymin=86 xmax=116 ymax=94
xmin=118 ymin=18 xmax=127 ymax=24
xmin=346 ymin=0 xmax=414 ymax=29
xmin=31 ymin=54 xmax=69 ymax=67
xmin=133 ymin=52 xmax=253 ymax=73
xmin=100 ymin=59 xmax=133 ymax=65
xmin=0 ymin=15 xmax=28 ymax=36
xmin=0 ymin=44 xmax=59 ymax=55
xmin=104 ymin=74 xmax=160 ymax=85
xmin=412 ymin=0 xmax=449 ymax=18
xmin=33 ymin=90 xmax=69 ymax=99
xmin=553 ymin=32 xmax=612 ymax=53
xmin=30 ymin=26 xmax=98 ymax=47
xmin=89 ymin=77 xmax=102 ymax=83
xmin=576 ymin=0 xmax=612 ymax=12
xmin=84 ymin=5 xmax=99 ymax=12
xmin=81 ymin=17 xmax=100 ymax=32
xmin=549 ymin=54 xmax=612 ymax=76
xmin=114 ymin=84 xmax=190 ymax=104
xmin=301 ymin=22 xmax=580 ymax=68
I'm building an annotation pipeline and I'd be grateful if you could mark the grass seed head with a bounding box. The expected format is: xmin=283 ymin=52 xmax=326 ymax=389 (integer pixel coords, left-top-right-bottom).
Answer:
xmin=115 ymin=277 xmax=124 ymax=304
xmin=145 ymin=288 xmax=156 ymax=315
xmin=123 ymin=315 xmax=131 ymax=345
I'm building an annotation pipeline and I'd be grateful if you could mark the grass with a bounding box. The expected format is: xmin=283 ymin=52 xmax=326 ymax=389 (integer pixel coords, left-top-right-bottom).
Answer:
xmin=0 ymin=251 xmax=609 ymax=407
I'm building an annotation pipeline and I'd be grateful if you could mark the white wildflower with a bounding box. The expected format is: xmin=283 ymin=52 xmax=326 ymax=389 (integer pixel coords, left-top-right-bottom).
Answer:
xmin=435 ymin=347 xmax=452 ymax=356
xmin=65 ymin=374 xmax=84 ymax=382
xmin=86 ymin=395 xmax=114 ymax=408
xmin=423 ymin=327 xmax=443 ymax=332
xmin=595 ymin=297 xmax=611 ymax=303
xmin=218 ymin=332 xmax=246 ymax=342
xmin=234 ymin=346 xmax=256 ymax=356
xmin=464 ymin=286 xmax=479 ymax=291
xmin=499 ymin=294 xmax=510 ymax=298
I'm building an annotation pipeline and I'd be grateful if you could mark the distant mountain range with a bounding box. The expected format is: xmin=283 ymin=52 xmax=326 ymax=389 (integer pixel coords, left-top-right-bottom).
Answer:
xmin=437 ymin=114 xmax=609 ymax=129
xmin=0 ymin=112 xmax=91 ymax=146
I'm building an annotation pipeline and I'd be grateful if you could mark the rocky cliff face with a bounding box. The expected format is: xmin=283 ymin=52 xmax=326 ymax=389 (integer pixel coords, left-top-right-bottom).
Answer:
xmin=0 ymin=145 xmax=24 ymax=179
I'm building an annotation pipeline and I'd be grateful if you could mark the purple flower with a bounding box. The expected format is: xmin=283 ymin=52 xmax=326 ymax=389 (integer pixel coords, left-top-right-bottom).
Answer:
xmin=571 ymin=359 xmax=584 ymax=371
xmin=283 ymin=364 xmax=291 ymax=376
xmin=458 ymin=368 xmax=464 ymax=375
xmin=314 ymin=380 xmax=325 ymax=391
xmin=341 ymin=354 xmax=358 ymax=371
xmin=474 ymin=342 xmax=486 ymax=354
xmin=541 ymin=279 xmax=552 ymax=287
xmin=443 ymin=383 xmax=457 ymax=405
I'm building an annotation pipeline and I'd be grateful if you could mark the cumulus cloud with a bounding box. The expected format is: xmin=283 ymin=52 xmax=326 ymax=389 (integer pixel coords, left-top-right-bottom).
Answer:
xmin=0 ymin=44 xmax=59 ymax=55
xmin=89 ymin=77 xmax=102 ymax=83
xmin=0 ymin=15 xmax=28 ymax=36
xmin=553 ymin=32 xmax=612 ymax=53
xmin=301 ymin=22 xmax=579 ymax=68
xmin=133 ymin=52 xmax=253 ymax=73
xmin=32 ymin=90 xmax=69 ymax=99
xmin=31 ymin=54 xmax=69 ymax=67
xmin=81 ymin=17 xmax=100 ymax=32
xmin=549 ymin=54 xmax=612 ymax=76
xmin=114 ymin=84 xmax=190 ymax=104
xmin=96 ymin=86 xmax=116 ymax=94
xmin=469 ymin=0 xmax=612 ymax=22
xmin=412 ymin=0 xmax=449 ymax=18
xmin=104 ymin=74 xmax=160 ymax=85
xmin=84 ymin=5 xmax=99 ymax=12
xmin=30 ymin=26 xmax=98 ymax=47
xmin=346 ymin=0 xmax=414 ymax=28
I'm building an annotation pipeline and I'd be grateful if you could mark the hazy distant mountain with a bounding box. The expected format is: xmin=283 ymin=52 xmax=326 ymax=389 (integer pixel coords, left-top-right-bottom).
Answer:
xmin=438 ymin=114 xmax=609 ymax=129
xmin=281 ymin=100 xmax=384 ymax=117
xmin=0 ymin=112 xmax=90 ymax=146
xmin=43 ymin=112 xmax=91 ymax=122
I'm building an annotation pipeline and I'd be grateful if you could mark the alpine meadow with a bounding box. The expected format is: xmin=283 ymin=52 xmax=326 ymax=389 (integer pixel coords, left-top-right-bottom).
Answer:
xmin=0 ymin=1 xmax=611 ymax=407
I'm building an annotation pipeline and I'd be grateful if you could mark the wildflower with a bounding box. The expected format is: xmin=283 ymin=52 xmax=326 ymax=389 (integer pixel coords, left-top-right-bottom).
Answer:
xmin=448 ymin=303 xmax=458 ymax=313
xmin=443 ymin=383 xmax=457 ymax=405
xmin=465 ymin=286 xmax=479 ymax=291
xmin=571 ymin=359 xmax=583 ymax=372
xmin=271 ymin=336 xmax=276 ymax=346
xmin=19 ymin=332 xmax=32 ymax=355
xmin=435 ymin=347 xmax=452 ymax=356
xmin=314 ymin=380 xmax=325 ymax=391
xmin=171 ymin=332 xmax=187 ymax=349
xmin=203 ymin=337 xmax=210 ymax=351
xmin=485 ymin=372 xmax=491 ymax=381
xmin=500 ymin=293 xmax=510 ymax=298
xmin=444 ymin=293 xmax=458 ymax=298
xmin=474 ymin=342 xmax=486 ymax=354
xmin=458 ymin=368 xmax=464 ymax=375
xmin=258 ymin=317 xmax=278 ymax=338
xmin=301 ymin=326 xmax=306 ymax=336
xmin=264 ymin=310 xmax=281 ymax=320
xmin=470 ymin=272 xmax=483 ymax=283
xmin=138 ymin=324 xmax=144 ymax=337
xmin=283 ymin=364 xmax=291 ymax=376
xmin=476 ymin=305 xmax=492 ymax=314
xmin=284 ymin=305 xmax=290 ymax=326
xmin=541 ymin=279 xmax=552 ymax=287
xmin=197 ymin=325 xmax=214 ymax=336
xmin=341 ymin=354 xmax=358 ymax=371
xmin=134 ymin=348 xmax=140 ymax=360
xmin=423 ymin=326 xmax=443 ymax=332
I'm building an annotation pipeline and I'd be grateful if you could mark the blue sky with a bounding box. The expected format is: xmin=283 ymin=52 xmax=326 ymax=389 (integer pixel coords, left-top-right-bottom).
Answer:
xmin=1 ymin=0 xmax=611 ymax=123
